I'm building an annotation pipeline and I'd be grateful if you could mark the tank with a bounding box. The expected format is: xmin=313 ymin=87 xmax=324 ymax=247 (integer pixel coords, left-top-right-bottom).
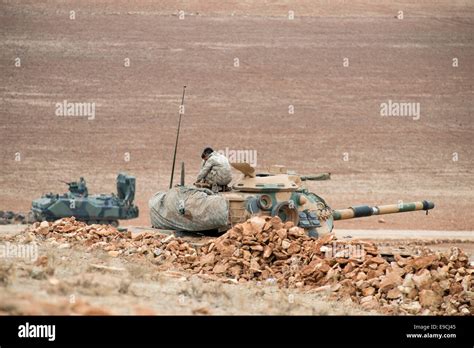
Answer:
xmin=157 ymin=89 xmax=434 ymax=236
xmin=31 ymin=173 xmax=139 ymax=226
xmin=151 ymin=163 xmax=434 ymax=236
xmin=220 ymin=163 xmax=434 ymax=237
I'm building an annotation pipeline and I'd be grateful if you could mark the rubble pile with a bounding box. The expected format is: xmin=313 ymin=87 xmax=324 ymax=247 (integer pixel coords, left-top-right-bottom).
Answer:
xmin=182 ymin=216 xmax=338 ymax=283
xmin=23 ymin=217 xmax=197 ymax=260
xmin=22 ymin=216 xmax=473 ymax=315
xmin=0 ymin=210 xmax=35 ymax=225
xmin=179 ymin=216 xmax=473 ymax=315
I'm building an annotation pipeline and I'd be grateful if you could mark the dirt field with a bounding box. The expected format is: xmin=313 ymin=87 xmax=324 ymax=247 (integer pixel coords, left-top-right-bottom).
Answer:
xmin=1 ymin=223 xmax=472 ymax=316
xmin=0 ymin=1 xmax=473 ymax=315
xmin=0 ymin=224 xmax=371 ymax=315
xmin=1 ymin=0 xmax=473 ymax=231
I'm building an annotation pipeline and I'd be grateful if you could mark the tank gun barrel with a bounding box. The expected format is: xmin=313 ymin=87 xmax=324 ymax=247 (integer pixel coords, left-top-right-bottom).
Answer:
xmin=333 ymin=200 xmax=434 ymax=221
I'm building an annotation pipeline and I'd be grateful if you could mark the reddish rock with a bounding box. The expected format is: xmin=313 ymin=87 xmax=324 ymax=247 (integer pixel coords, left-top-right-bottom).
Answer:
xmin=419 ymin=290 xmax=442 ymax=308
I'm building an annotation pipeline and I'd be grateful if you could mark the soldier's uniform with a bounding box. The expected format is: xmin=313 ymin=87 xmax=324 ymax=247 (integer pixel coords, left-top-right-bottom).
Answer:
xmin=196 ymin=151 xmax=232 ymax=188
xmin=78 ymin=177 xmax=88 ymax=196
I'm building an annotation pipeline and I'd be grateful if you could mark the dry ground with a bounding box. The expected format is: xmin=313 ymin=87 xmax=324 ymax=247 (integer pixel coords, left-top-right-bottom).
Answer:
xmin=0 ymin=225 xmax=368 ymax=315
xmin=0 ymin=223 xmax=472 ymax=315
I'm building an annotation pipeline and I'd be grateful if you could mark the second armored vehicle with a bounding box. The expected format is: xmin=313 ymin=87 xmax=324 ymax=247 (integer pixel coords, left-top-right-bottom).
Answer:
xmin=32 ymin=173 xmax=139 ymax=226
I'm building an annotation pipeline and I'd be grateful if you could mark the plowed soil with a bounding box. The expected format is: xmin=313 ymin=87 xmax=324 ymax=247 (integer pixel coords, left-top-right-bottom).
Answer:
xmin=1 ymin=0 xmax=473 ymax=232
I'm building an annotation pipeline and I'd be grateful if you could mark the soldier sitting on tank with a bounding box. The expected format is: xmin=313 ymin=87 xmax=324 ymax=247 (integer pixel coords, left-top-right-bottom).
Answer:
xmin=195 ymin=147 xmax=232 ymax=192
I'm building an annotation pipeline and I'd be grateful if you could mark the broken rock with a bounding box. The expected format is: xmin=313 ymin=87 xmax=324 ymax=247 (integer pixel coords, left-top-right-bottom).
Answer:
xmin=379 ymin=271 xmax=402 ymax=292
xmin=419 ymin=290 xmax=443 ymax=308
xmin=412 ymin=269 xmax=432 ymax=290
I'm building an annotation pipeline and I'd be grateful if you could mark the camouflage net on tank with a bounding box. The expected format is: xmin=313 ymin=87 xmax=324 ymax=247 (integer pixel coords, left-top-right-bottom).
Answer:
xmin=148 ymin=186 xmax=229 ymax=231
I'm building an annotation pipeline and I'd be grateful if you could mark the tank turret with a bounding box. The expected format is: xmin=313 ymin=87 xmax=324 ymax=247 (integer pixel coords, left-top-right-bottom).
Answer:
xmin=220 ymin=163 xmax=334 ymax=236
